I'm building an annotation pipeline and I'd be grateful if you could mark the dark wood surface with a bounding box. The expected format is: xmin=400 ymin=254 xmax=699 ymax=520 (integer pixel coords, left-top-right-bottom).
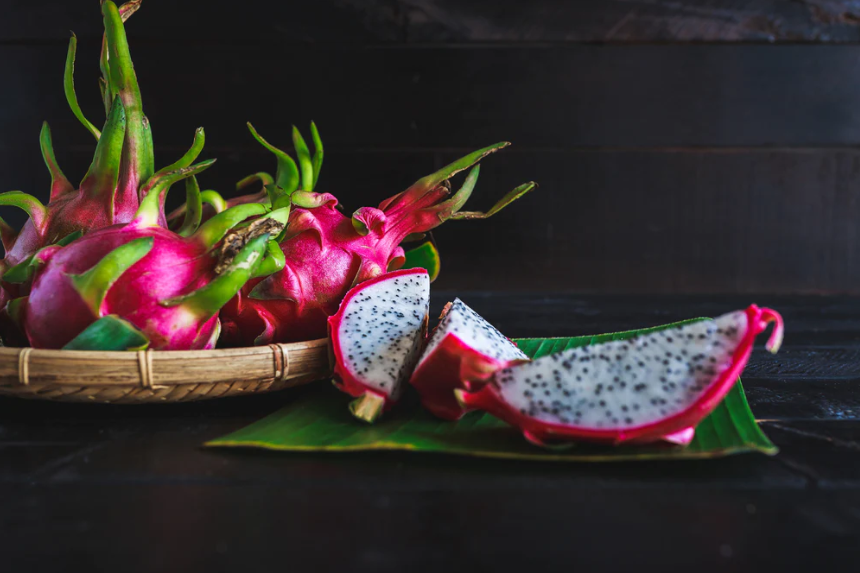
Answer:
xmin=5 ymin=1 xmax=860 ymax=293
xmin=2 ymin=294 xmax=860 ymax=572
xmin=6 ymin=0 xmax=860 ymax=43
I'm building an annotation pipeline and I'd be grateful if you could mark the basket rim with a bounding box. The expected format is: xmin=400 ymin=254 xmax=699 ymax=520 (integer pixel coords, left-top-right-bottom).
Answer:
xmin=0 ymin=337 xmax=333 ymax=399
xmin=0 ymin=337 xmax=329 ymax=360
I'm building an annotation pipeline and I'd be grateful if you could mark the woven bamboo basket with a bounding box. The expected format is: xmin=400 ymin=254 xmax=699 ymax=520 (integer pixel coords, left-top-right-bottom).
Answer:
xmin=0 ymin=339 xmax=332 ymax=404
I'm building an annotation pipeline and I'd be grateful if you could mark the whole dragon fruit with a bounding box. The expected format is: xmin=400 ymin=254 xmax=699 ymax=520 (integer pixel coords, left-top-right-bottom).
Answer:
xmin=23 ymin=163 xmax=289 ymax=351
xmin=0 ymin=1 xmax=162 ymax=271
xmin=328 ymin=268 xmax=430 ymax=422
xmin=456 ymin=305 xmax=784 ymax=447
xmin=0 ymin=1 xmax=206 ymax=342
xmin=218 ymin=124 xmax=536 ymax=346
xmin=409 ymin=298 xmax=528 ymax=420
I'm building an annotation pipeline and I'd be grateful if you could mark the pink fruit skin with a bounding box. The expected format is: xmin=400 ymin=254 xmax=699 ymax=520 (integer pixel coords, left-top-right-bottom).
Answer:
xmin=4 ymin=189 xmax=138 ymax=270
xmin=327 ymin=268 xmax=428 ymax=409
xmin=220 ymin=194 xmax=425 ymax=346
xmin=459 ymin=305 xmax=784 ymax=446
xmin=410 ymin=334 xmax=526 ymax=421
xmin=25 ymin=223 xmax=218 ymax=350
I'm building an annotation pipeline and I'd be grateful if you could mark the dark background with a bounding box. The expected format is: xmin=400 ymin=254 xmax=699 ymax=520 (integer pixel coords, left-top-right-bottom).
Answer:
xmin=4 ymin=0 xmax=860 ymax=293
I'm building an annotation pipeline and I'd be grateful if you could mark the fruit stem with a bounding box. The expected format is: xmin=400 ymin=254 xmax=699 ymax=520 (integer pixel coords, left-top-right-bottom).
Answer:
xmin=349 ymin=392 xmax=386 ymax=423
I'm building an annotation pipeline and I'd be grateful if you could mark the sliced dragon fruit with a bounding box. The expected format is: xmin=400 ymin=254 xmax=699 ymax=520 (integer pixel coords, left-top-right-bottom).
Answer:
xmin=409 ymin=298 xmax=528 ymax=420
xmin=328 ymin=268 xmax=430 ymax=422
xmin=457 ymin=305 xmax=784 ymax=447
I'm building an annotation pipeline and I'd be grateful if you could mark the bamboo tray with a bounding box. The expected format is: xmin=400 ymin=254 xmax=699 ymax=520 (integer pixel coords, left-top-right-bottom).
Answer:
xmin=0 ymin=339 xmax=331 ymax=404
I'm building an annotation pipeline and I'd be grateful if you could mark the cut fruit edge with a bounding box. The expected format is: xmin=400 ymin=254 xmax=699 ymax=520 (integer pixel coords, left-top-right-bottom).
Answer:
xmin=456 ymin=304 xmax=783 ymax=446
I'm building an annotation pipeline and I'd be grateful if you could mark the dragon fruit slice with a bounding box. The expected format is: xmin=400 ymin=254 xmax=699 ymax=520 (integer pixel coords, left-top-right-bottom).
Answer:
xmin=328 ymin=268 xmax=430 ymax=422
xmin=457 ymin=305 xmax=784 ymax=447
xmin=219 ymin=124 xmax=536 ymax=346
xmin=409 ymin=298 xmax=528 ymax=420
xmin=23 ymin=162 xmax=289 ymax=351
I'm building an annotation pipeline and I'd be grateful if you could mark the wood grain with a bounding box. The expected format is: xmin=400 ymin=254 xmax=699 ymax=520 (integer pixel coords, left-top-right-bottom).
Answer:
xmin=5 ymin=44 xmax=860 ymax=152
xmin=6 ymin=1 xmax=860 ymax=43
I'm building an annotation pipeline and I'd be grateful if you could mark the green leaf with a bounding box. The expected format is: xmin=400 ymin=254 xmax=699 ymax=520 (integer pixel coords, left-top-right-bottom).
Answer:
xmin=292 ymin=126 xmax=314 ymax=192
xmin=2 ymin=232 xmax=80 ymax=284
xmin=70 ymin=237 xmax=154 ymax=315
xmin=310 ymin=122 xmax=323 ymax=190
xmin=40 ymin=122 xmax=74 ymax=200
xmin=401 ymin=241 xmax=441 ymax=282
xmin=201 ymin=190 xmax=227 ymax=213
xmin=151 ymin=127 xmax=205 ymax=179
xmin=63 ymin=315 xmax=149 ymax=351
xmin=208 ymin=324 xmax=777 ymax=461
xmin=64 ymin=34 xmax=101 ymax=140
xmin=177 ymin=176 xmax=203 ymax=237
xmin=450 ymin=181 xmax=538 ymax=220
xmin=246 ymin=123 xmax=300 ymax=193
xmin=2 ymin=256 xmax=36 ymax=284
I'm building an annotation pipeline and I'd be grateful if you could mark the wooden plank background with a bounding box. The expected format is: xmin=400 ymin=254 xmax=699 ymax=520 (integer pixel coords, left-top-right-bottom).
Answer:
xmin=3 ymin=0 xmax=860 ymax=292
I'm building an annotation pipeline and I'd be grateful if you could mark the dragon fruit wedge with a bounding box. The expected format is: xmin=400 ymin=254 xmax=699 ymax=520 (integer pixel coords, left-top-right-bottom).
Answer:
xmin=456 ymin=305 xmax=784 ymax=447
xmin=219 ymin=124 xmax=536 ymax=347
xmin=410 ymin=298 xmax=528 ymax=420
xmin=22 ymin=163 xmax=289 ymax=351
xmin=328 ymin=268 xmax=430 ymax=422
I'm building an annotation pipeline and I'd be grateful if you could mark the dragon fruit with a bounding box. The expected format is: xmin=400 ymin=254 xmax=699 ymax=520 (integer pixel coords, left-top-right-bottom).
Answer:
xmin=409 ymin=298 xmax=528 ymax=420
xmin=1 ymin=1 xmax=160 ymax=271
xmin=219 ymin=124 xmax=536 ymax=346
xmin=22 ymin=162 xmax=289 ymax=351
xmin=0 ymin=1 xmax=208 ymax=343
xmin=328 ymin=268 xmax=430 ymax=421
xmin=456 ymin=305 xmax=784 ymax=447
xmin=166 ymin=123 xmax=323 ymax=229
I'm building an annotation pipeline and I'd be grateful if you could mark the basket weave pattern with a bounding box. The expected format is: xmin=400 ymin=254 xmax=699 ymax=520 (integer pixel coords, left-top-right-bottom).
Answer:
xmin=0 ymin=339 xmax=331 ymax=404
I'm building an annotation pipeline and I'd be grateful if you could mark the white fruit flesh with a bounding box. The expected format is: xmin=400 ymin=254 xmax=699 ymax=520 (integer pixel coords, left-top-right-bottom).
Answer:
xmin=418 ymin=298 xmax=527 ymax=366
xmin=336 ymin=272 xmax=430 ymax=399
xmin=494 ymin=311 xmax=748 ymax=430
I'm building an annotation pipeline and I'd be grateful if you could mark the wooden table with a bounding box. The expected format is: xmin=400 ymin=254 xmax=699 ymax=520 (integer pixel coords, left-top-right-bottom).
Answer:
xmin=2 ymin=294 xmax=859 ymax=572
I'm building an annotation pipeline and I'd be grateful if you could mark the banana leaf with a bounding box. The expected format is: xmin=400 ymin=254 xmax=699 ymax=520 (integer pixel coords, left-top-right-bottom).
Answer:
xmin=207 ymin=324 xmax=777 ymax=461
